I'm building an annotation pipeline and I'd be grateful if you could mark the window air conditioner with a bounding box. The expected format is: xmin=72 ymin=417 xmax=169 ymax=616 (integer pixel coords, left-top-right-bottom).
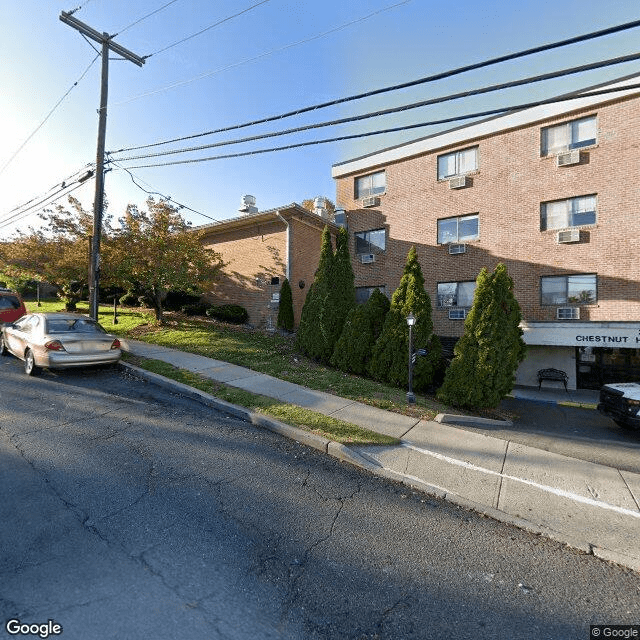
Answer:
xmin=448 ymin=243 xmax=466 ymax=254
xmin=557 ymin=307 xmax=580 ymax=320
xmin=448 ymin=308 xmax=467 ymax=320
xmin=362 ymin=196 xmax=380 ymax=208
xmin=448 ymin=176 xmax=468 ymax=189
xmin=556 ymin=150 xmax=581 ymax=167
xmin=556 ymin=229 xmax=580 ymax=243
xmin=360 ymin=253 xmax=375 ymax=264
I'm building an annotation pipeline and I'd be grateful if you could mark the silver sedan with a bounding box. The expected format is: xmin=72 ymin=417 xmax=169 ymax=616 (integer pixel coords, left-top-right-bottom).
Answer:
xmin=0 ymin=312 xmax=122 ymax=375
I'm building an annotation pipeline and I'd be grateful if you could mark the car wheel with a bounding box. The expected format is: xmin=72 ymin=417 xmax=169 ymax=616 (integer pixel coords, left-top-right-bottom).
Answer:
xmin=24 ymin=349 xmax=40 ymax=376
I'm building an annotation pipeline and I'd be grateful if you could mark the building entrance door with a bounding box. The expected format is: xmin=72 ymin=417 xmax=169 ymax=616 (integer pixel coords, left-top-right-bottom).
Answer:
xmin=576 ymin=347 xmax=640 ymax=389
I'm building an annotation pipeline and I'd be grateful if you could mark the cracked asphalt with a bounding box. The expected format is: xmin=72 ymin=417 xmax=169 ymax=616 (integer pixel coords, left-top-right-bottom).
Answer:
xmin=1 ymin=359 xmax=639 ymax=639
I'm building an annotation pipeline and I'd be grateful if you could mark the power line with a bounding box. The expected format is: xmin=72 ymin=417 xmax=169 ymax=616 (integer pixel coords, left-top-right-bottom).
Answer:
xmin=115 ymin=0 xmax=182 ymax=37
xmin=0 ymin=180 xmax=91 ymax=231
xmin=0 ymin=55 xmax=100 ymax=177
xmin=109 ymin=53 xmax=640 ymax=162
xmin=111 ymin=82 xmax=640 ymax=170
xmin=109 ymin=16 xmax=640 ymax=154
xmin=112 ymin=0 xmax=414 ymax=107
xmin=111 ymin=161 xmax=221 ymax=223
xmin=143 ymin=0 xmax=271 ymax=59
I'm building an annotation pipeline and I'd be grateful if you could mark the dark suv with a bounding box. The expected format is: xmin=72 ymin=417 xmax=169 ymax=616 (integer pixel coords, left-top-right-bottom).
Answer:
xmin=0 ymin=288 xmax=27 ymax=325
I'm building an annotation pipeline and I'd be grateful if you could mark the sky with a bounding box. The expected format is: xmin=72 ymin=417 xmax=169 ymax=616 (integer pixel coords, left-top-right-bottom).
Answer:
xmin=1 ymin=0 xmax=640 ymax=237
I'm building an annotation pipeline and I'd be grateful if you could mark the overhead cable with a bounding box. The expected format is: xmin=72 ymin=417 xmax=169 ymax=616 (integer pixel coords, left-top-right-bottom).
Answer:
xmin=111 ymin=82 xmax=640 ymax=170
xmin=0 ymin=165 xmax=95 ymax=227
xmin=0 ymin=181 xmax=90 ymax=231
xmin=111 ymin=161 xmax=221 ymax=223
xmin=110 ymin=16 xmax=640 ymax=154
xmin=109 ymin=53 xmax=640 ymax=162
xmin=112 ymin=0 xmax=414 ymax=107
xmin=0 ymin=55 xmax=99 ymax=177
xmin=115 ymin=0 xmax=181 ymax=37
xmin=143 ymin=0 xmax=271 ymax=59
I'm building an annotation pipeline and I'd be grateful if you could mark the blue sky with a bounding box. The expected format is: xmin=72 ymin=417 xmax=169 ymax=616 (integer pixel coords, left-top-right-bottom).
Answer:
xmin=1 ymin=0 xmax=639 ymax=236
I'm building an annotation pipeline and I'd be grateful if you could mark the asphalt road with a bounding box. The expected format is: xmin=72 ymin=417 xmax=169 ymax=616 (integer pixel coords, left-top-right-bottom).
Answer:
xmin=1 ymin=357 xmax=639 ymax=639
xmin=460 ymin=397 xmax=640 ymax=474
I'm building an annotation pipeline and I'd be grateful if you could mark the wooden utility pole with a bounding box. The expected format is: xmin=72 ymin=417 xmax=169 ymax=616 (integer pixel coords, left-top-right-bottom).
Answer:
xmin=59 ymin=11 xmax=145 ymax=320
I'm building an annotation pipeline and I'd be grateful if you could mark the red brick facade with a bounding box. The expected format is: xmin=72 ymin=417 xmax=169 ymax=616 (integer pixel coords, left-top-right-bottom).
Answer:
xmin=198 ymin=205 xmax=337 ymax=329
xmin=333 ymin=79 xmax=640 ymax=388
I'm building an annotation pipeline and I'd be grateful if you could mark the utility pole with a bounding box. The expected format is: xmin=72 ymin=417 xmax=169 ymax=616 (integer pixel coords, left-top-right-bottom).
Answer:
xmin=59 ymin=11 xmax=145 ymax=320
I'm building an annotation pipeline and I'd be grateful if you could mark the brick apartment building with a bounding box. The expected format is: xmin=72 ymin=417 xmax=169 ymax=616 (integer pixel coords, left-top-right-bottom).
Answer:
xmin=331 ymin=73 xmax=640 ymax=390
xmin=196 ymin=197 xmax=338 ymax=329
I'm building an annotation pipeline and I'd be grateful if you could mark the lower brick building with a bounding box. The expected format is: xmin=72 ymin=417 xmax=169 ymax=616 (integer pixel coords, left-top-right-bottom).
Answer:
xmin=196 ymin=197 xmax=338 ymax=329
xmin=331 ymin=73 xmax=640 ymax=390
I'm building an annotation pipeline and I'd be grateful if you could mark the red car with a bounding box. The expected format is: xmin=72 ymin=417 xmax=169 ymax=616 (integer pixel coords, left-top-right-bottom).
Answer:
xmin=0 ymin=288 xmax=27 ymax=325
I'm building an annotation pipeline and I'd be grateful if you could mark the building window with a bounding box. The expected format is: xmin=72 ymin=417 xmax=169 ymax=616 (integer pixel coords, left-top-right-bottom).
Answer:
xmin=541 ymin=274 xmax=597 ymax=305
xmin=355 ymin=228 xmax=386 ymax=255
xmin=437 ymin=214 xmax=479 ymax=244
xmin=541 ymin=115 xmax=596 ymax=156
xmin=437 ymin=147 xmax=478 ymax=179
xmin=437 ymin=281 xmax=476 ymax=308
xmin=540 ymin=195 xmax=596 ymax=231
xmin=354 ymin=171 xmax=386 ymax=199
xmin=355 ymin=285 xmax=386 ymax=305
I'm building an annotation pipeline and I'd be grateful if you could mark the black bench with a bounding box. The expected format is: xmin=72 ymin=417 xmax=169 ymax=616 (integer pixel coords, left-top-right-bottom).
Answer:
xmin=537 ymin=368 xmax=569 ymax=391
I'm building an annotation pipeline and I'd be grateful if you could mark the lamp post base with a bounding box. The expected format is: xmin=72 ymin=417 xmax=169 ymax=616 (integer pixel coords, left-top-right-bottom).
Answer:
xmin=406 ymin=391 xmax=416 ymax=404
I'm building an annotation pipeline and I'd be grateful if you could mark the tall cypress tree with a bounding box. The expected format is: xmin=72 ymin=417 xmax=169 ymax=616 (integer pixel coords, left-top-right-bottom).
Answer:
xmin=276 ymin=278 xmax=294 ymax=332
xmin=325 ymin=227 xmax=356 ymax=359
xmin=437 ymin=263 xmax=527 ymax=409
xmin=295 ymin=226 xmax=334 ymax=359
xmin=368 ymin=247 xmax=441 ymax=390
xmin=331 ymin=287 xmax=390 ymax=375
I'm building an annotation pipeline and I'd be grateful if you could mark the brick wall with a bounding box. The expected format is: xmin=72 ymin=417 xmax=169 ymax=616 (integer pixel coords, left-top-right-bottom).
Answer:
xmin=336 ymin=95 xmax=640 ymax=338
xmin=199 ymin=211 xmax=336 ymax=328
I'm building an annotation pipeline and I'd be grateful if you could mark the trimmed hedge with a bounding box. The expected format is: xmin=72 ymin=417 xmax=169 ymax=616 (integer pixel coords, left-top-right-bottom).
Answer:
xmin=206 ymin=304 xmax=249 ymax=324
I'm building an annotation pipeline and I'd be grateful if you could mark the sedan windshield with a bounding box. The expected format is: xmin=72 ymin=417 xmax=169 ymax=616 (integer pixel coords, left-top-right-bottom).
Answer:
xmin=46 ymin=318 xmax=107 ymax=334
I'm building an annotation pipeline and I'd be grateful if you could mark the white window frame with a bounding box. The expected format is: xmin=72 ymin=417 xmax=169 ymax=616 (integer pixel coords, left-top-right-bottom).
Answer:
xmin=437 ymin=281 xmax=476 ymax=308
xmin=437 ymin=214 xmax=479 ymax=244
xmin=541 ymin=115 xmax=597 ymax=156
xmin=540 ymin=195 xmax=596 ymax=231
xmin=354 ymin=171 xmax=386 ymax=199
xmin=437 ymin=147 xmax=478 ymax=180
xmin=355 ymin=228 xmax=386 ymax=255
xmin=540 ymin=274 xmax=597 ymax=306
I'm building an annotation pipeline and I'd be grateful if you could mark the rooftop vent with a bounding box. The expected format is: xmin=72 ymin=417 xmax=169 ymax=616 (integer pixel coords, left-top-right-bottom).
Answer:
xmin=313 ymin=196 xmax=329 ymax=219
xmin=239 ymin=194 xmax=258 ymax=214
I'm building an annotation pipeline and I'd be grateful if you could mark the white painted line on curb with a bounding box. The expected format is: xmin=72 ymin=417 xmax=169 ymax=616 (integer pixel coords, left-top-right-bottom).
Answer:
xmin=401 ymin=443 xmax=640 ymax=519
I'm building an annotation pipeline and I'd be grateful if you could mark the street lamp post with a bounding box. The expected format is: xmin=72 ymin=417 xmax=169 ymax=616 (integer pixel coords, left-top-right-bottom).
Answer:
xmin=406 ymin=312 xmax=416 ymax=404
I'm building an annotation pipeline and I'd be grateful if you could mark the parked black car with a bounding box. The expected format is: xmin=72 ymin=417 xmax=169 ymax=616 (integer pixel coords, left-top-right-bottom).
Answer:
xmin=597 ymin=383 xmax=640 ymax=430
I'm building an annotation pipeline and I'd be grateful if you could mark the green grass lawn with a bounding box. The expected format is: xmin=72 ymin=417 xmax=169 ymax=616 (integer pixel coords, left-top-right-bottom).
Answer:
xmin=26 ymin=299 xmax=454 ymax=422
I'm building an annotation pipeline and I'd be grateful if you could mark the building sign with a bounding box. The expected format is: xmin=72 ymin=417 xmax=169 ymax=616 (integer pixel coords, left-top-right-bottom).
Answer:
xmin=522 ymin=323 xmax=640 ymax=347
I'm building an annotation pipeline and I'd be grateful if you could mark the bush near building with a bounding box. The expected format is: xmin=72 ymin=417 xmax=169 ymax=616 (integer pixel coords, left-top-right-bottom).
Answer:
xmin=368 ymin=247 xmax=441 ymax=390
xmin=277 ymin=278 xmax=294 ymax=332
xmin=437 ymin=263 xmax=527 ymax=409
xmin=206 ymin=304 xmax=249 ymax=324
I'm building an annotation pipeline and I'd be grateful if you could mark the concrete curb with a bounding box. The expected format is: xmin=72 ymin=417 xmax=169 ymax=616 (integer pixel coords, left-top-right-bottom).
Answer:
xmin=436 ymin=413 xmax=513 ymax=428
xmin=119 ymin=362 xmax=638 ymax=573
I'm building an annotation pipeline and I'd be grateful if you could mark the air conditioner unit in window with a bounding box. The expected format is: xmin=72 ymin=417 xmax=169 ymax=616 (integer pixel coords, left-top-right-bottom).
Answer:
xmin=448 ymin=308 xmax=467 ymax=320
xmin=448 ymin=243 xmax=466 ymax=254
xmin=360 ymin=253 xmax=375 ymax=264
xmin=557 ymin=307 xmax=580 ymax=320
xmin=556 ymin=150 xmax=581 ymax=167
xmin=362 ymin=196 xmax=380 ymax=208
xmin=556 ymin=229 xmax=580 ymax=243
xmin=448 ymin=175 xmax=468 ymax=189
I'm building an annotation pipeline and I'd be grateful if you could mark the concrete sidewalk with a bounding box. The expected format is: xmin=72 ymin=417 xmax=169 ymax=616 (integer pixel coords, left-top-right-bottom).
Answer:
xmin=120 ymin=339 xmax=640 ymax=572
